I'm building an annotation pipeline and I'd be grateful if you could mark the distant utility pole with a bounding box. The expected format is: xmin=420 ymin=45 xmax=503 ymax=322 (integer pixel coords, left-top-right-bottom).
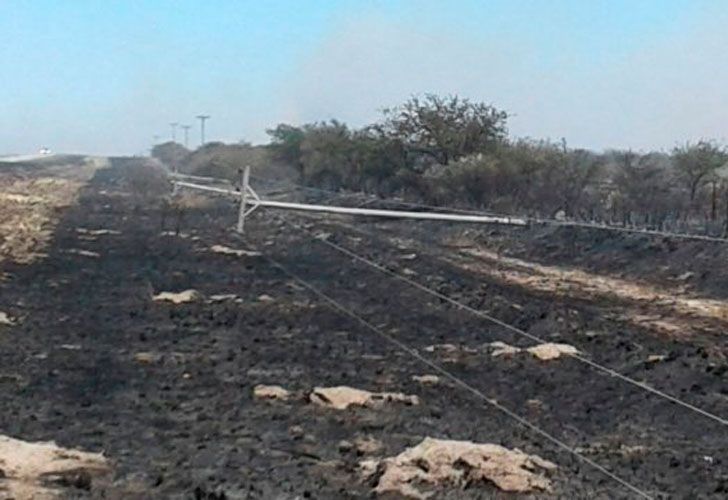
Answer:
xmin=196 ymin=115 xmax=210 ymax=146
xmin=170 ymin=122 xmax=179 ymax=142
xmin=181 ymin=125 xmax=192 ymax=148
xmin=151 ymin=135 xmax=161 ymax=156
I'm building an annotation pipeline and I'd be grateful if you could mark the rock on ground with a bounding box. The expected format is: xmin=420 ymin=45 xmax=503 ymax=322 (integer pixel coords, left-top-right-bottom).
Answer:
xmin=412 ymin=374 xmax=440 ymax=385
xmin=361 ymin=437 xmax=556 ymax=499
xmin=526 ymin=343 xmax=579 ymax=360
xmin=489 ymin=341 xmax=578 ymax=360
xmin=209 ymin=244 xmax=261 ymax=257
xmin=253 ymin=384 xmax=291 ymax=401
xmin=310 ymin=386 xmax=419 ymax=410
xmin=152 ymin=289 xmax=202 ymax=304
xmin=0 ymin=311 xmax=14 ymax=325
xmin=0 ymin=434 xmax=110 ymax=499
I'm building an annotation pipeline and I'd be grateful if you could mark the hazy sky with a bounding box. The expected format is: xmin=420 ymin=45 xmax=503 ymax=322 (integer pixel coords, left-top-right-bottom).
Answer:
xmin=1 ymin=0 xmax=726 ymax=155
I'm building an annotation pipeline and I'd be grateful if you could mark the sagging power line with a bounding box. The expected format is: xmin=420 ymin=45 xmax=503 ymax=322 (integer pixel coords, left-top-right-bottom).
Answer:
xmin=252 ymin=175 xmax=728 ymax=244
xmin=250 ymin=241 xmax=655 ymax=500
xmin=277 ymin=212 xmax=728 ymax=428
xmin=168 ymin=169 xmax=728 ymax=429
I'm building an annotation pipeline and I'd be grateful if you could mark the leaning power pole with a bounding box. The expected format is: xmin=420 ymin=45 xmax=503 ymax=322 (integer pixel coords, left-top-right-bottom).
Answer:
xmin=181 ymin=125 xmax=192 ymax=148
xmin=196 ymin=115 xmax=210 ymax=146
xmin=170 ymin=122 xmax=179 ymax=142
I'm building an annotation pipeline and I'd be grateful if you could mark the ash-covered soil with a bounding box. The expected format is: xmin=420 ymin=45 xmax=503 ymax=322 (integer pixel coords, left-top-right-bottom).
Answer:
xmin=1 ymin=159 xmax=727 ymax=499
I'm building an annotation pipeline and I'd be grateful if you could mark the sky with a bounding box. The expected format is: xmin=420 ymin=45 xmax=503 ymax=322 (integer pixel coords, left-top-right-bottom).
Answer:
xmin=1 ymin=0 xmax=726 ymax=155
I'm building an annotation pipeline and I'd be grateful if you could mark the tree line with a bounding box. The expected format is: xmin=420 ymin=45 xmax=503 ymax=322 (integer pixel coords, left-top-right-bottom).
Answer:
xmin=153 ymin=94 xmax=728 ymax=235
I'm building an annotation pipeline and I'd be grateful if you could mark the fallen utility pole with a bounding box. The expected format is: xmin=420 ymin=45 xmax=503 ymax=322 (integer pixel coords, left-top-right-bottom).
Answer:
xmin=169 ymin=172 xmax=232 ymax=184
xmin=172 ymin=167 xmax=528 ymax=233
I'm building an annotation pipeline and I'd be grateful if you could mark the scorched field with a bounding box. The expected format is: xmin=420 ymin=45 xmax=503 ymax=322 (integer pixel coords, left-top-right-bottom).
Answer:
xmin=1 ymin=157 xmax=727 ymax=499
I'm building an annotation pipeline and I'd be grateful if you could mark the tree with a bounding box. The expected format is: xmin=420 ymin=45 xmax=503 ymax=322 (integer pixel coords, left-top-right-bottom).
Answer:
xmin=438 ymin=153 xmax=503 ymax=207
xmin=349 ymin=129 xmax=411 ymax=195
xmin=266 ymin=124 xmax=305 ymax=173
xmin=612 ymin=151 xmax=674 ymax=226
xmin=151 ymin=141 xmax=188 ymax=169
xmin=298 ymin=120 xmax=355 ymax=189
xmin=672 ymin=141 xmax=726 ymax=204
xmin=486 ymin=139 xmax=561 ymax=214
xmin=502 ymin=140 xmax=602 ymax=217
xmin=376 ymin=94 xmax=508 ymax=165
xmin=183 ymin=143 xmax=270 ymax=181
xmin=545 ymin=142 xmax=604 ymax=218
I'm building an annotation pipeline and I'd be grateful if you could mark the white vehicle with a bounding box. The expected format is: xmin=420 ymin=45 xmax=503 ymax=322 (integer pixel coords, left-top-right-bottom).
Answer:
xmin=38 ymin=147 xmax=52 ymax=155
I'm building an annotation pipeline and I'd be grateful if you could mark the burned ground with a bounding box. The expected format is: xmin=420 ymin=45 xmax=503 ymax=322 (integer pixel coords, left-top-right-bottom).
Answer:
xmin=1 ymin=159 xmax=727 ymax=498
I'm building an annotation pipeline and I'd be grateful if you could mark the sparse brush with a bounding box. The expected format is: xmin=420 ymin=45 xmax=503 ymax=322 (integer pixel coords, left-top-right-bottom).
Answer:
xmin=159 ymin=192 xmax=216 ymax=234
xmin=0 ymin=175 xmax=92 ymax=265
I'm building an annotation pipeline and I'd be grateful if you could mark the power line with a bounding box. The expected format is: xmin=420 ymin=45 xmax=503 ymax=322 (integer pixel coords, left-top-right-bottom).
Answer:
xmin=249 ymin=241 xmax=654 ymax=499
xmin=274 ymin=213 xmax=728 ymax=428
xmin=174 ymin=171 xmax=728 ymax=426
xmin=251 ymin=175 xmax=728 ymax=244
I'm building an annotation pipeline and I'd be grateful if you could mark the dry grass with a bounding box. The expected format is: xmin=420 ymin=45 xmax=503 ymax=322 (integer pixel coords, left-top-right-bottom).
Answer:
xmin=0 ymin=158 xmax=103 ymax=267
xmin=445 ymin=240 xmax=728 ymax=338
xmin=169 ymin=191 xmax=217 ymax=210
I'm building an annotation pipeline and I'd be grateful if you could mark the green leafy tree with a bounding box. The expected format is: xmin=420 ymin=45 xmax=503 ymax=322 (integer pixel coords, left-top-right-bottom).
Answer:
xmin=377 ymin=94 xmax=508 ymax=165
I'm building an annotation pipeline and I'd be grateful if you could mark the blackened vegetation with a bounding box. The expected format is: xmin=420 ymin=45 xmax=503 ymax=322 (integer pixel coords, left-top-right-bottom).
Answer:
xmin=0 ymin=159 xmax=727 ymax=498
